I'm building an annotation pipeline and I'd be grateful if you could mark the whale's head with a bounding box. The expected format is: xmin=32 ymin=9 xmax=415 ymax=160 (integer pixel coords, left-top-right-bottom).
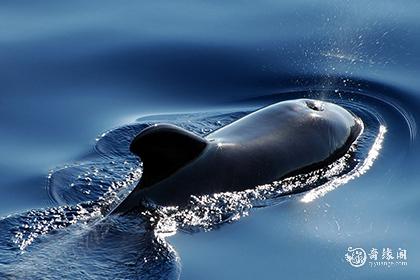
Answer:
xmin=301 ymin=98 xmax=360 ymax=123
xmin=298 ymin=99 xmax=363 ymax=141
xmin=215 ymin=98 xmax=363 ymax=149
xmin=262 ymin=98 xmax=364 ymax=166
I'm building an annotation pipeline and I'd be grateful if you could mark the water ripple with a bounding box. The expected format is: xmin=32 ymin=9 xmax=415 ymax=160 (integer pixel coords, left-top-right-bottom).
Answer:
xmin=0 ymin=89 xmax=404 ymax=279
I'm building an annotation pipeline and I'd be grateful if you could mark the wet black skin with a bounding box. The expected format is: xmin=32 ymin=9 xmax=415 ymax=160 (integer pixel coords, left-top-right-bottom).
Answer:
xmin=112 ymin=99 xmax=363 ymax=214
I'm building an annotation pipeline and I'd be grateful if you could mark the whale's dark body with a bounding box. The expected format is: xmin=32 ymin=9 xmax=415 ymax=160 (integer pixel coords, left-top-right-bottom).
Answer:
xmin=112 ymin=99 xmax=363 ymax=214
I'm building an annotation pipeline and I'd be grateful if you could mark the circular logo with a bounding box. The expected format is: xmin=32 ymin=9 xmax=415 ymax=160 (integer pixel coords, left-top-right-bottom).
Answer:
xmin=345 ymin=247 xmax=367 ymax=267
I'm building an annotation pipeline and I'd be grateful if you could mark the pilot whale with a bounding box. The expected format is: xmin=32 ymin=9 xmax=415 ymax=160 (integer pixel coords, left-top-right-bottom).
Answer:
xmin=112 ymin=99 xmax=363 ymax=214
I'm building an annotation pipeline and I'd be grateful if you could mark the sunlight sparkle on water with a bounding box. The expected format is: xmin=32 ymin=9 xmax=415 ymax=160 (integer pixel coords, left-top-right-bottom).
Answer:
xmin=301 ymin=125 xmax=387 ymax=203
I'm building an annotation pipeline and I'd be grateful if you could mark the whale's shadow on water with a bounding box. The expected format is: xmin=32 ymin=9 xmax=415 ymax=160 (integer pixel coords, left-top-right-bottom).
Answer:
xmin=0 ymin=78 xmax=416 ymax=279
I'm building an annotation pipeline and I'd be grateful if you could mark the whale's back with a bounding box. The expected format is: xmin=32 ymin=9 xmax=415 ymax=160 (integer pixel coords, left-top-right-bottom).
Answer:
xmin=112 ymin=99 xmax=363 ymax=213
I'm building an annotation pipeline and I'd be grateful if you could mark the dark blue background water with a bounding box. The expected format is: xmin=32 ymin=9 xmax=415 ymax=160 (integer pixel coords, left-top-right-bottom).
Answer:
xmin=1 ymin=1 xmax=419 ymax=279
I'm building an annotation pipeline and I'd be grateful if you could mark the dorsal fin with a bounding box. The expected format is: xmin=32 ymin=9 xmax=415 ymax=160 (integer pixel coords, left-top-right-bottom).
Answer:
xmin=130 ymin=124 xmax=208 ymax=188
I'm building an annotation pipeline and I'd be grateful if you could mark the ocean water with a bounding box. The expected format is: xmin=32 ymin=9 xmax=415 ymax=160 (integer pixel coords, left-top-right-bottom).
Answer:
xmin=0 ymin=0 xmax=419 ymax=279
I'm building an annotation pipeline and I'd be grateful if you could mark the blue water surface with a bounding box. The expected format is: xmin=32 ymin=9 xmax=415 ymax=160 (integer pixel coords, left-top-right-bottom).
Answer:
xmin=0 ymin=0 xmax=419 ymax=279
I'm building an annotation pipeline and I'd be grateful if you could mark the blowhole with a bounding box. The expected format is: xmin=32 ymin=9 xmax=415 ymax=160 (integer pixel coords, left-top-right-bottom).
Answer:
xmin=306 ymin=100 xmax=324 ymax=111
